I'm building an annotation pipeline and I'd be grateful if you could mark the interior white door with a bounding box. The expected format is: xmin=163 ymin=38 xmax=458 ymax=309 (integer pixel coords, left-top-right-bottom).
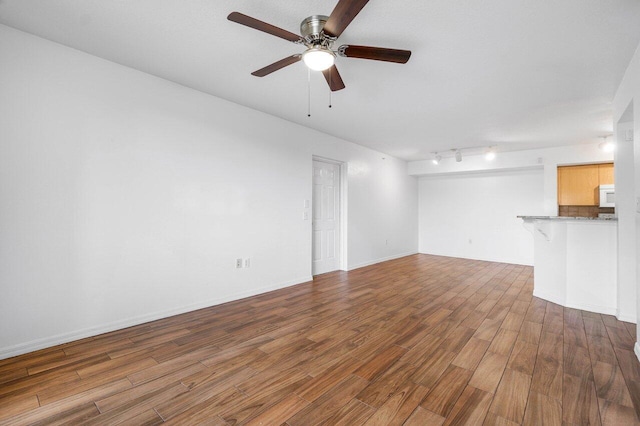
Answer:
xmin=312 ymin=160 xmax=340 ymax=275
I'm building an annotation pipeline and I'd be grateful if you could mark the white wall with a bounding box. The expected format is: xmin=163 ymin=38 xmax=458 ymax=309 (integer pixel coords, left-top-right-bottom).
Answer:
xmin=418 ymin=169 xmax=544 ymax=265
xmin=613 ymin=39 xmax=640 ymax=347
xmin=532 ymin=220 xmax=618 ymax=316
xmin=615 ymin=119 xmax=636 ymax=323
xmin=0 ymin=25 xmax=418 ymax=359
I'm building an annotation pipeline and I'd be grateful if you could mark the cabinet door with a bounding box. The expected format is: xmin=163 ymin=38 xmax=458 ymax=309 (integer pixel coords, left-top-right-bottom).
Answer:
xmin=598 ymin=163 xmax=614 ymax=185
xmin=557 ymin=164 xmax=599 ymax=205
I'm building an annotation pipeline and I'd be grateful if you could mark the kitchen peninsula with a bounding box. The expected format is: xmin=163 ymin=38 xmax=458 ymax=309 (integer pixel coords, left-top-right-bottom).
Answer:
xmin=519 ymin=216 xmax=617 ymax=315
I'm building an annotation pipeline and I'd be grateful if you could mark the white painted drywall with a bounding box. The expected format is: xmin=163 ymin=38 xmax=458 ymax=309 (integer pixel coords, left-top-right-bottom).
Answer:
xmin=566 ymin=221 xmax=618 ymax=314
xmin=0 ymin=24 xmax=418 ymax=358
xmin=311 ymin=141 xmax=419 ymax=270
xmin=418 ymin=169 xmax=544 ymax=265
xmin=613 ymin=39 xmax=640 ymax=344
xmin=615 ymin=120 xmax=637 ymax=323
xmin=531 ymin=219 xmax=617 ymax=315
xmin=0 ymin=24 xmax=312 ymax=358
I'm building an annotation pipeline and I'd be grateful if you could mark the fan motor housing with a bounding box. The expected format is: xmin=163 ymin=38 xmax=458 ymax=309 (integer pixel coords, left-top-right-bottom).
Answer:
xmin=300 ymin=15 xmax=329 ymax=38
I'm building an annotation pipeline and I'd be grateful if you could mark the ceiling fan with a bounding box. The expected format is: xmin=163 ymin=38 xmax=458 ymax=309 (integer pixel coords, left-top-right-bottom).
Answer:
xmin=227 ymin=0 xmax=411 ymax=91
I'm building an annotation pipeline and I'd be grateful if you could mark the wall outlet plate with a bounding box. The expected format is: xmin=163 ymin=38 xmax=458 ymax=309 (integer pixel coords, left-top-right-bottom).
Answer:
xmin=236 ymin=258 xmax=243 ymax=268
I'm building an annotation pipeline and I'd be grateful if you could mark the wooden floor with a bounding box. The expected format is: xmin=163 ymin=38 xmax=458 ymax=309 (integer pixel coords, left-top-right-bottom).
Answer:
xmin=1 ymin=254 xmax=639 ymax=425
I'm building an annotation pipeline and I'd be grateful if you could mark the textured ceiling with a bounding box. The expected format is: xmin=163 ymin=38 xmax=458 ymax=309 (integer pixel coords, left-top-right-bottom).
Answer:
xmin=1 ymin=0 xmax=639 ymax=161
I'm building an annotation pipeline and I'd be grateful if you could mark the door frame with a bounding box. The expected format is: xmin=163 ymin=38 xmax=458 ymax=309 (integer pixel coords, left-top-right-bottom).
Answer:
xmin=312 ymin=155 xmax=348 ymax=273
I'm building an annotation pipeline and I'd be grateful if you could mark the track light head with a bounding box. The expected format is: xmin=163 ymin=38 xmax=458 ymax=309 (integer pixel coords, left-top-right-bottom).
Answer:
xmin=485 ymin=147 xmax=496 ymax=161
xmin=599 ymin=136 xmax=614 ymax=153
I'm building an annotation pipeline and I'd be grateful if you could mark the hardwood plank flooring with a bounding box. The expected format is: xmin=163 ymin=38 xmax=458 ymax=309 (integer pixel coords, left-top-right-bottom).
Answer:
xmin=0 ymin=254 xmax=639 ymax=425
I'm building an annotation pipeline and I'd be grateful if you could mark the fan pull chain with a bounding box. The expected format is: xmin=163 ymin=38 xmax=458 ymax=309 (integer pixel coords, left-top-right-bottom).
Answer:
xmin=307 ymin=68 xmax=311 ymax=117
xmin=329 ymin=71 xmax=332 ymax=108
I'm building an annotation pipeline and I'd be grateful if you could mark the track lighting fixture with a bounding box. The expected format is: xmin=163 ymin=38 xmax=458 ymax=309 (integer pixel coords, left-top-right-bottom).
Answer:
xmin=485 ymin=147 xmax=496 ymax=161
xmin=599 ymin=136 xmax=615 ymax=153
xmin=435 ymin=146 xmax=497 ymax=163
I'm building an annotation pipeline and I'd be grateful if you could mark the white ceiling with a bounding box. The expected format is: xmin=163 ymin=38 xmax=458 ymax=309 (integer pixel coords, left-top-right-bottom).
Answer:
xmin=1 ymin=0 xmax=639 ymax=161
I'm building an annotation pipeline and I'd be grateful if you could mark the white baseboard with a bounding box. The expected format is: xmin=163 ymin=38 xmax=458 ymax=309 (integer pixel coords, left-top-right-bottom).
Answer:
xmin=616 ymin=312 xmax=638 ymax=324
xmin=418 ymin=251 xmax=533 ymax=266
xmin=0 ymin=275 xmax=312 ymax=361
xmin=346 ymin=251 xmax=418 ymax=271
xmin=532 ymin=289 xmax=565 ymax=307
xmin=564 ymin=301 xmax=617 ymax=317
xmin=533 ymin=289 xmax=618 ymax=316
xmin=635 ymin=342 xmax=640 ymax=364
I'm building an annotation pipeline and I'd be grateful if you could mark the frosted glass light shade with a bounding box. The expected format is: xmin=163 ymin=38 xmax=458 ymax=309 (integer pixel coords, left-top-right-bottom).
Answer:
xmin=302 ymin=47 xmax=335 ymax=71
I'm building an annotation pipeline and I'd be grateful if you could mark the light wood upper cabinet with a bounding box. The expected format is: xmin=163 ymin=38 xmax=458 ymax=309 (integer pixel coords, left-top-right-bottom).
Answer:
xmin=598 ymin=163 xmax=614 ymax=185
xmin=557 ymin=163 xmax=614 ymax=206
xmin=558 ymin=164 xmax=599 ymax=205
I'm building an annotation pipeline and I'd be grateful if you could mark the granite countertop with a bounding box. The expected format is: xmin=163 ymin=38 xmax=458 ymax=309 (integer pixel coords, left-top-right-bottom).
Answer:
xmin=517 ymin=215 xmax=618 ymax=221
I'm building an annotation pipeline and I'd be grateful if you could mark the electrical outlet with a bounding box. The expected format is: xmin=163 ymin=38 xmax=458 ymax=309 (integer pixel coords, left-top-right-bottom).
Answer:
xmin=244 ymin=258 xmax=251 ymax=268
xmin=236 ymin=258 xmax=243 ymax=268
xmin=303 ymin=211 xmax=309 ymax=220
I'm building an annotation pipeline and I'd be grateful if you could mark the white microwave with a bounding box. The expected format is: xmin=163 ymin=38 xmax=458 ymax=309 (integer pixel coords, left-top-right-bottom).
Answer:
xmin=599 ymin=184 xmax=615 ymax=208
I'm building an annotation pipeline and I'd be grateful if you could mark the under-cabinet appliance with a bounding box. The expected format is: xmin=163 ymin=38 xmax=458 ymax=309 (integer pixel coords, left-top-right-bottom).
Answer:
xmin=599 ymin=184 xmax=615 ymax=208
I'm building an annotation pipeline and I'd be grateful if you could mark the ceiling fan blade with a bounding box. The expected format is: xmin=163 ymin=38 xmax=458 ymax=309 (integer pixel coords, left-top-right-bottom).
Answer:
xmin=339 ymin=45 xmax=411 ymax=63
xmin=251 ymin=55 xmax=302 ymax=77
xmin=322 ymin=65 xmax=346 ymax=91
xmin=323 ymin=0 xmax=370 ymax=38
xmin=228 ymin=12 xmax=302 ymax=43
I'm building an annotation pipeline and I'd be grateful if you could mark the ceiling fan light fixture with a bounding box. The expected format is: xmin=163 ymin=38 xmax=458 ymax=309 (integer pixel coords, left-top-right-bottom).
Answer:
xmin=302 ymin=47 xmax=336 ymax=71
